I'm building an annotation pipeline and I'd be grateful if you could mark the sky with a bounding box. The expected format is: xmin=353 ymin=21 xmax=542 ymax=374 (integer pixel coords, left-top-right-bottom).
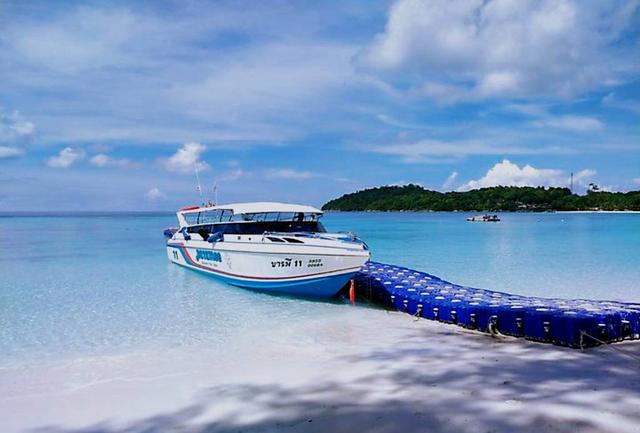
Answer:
xmin=0 ymin=0 xmax=639 ymax=211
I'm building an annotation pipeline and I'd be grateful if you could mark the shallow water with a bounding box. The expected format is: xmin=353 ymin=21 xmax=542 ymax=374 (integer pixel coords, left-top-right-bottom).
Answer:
xmin=1 ymin=212 xmax=638 ymax=365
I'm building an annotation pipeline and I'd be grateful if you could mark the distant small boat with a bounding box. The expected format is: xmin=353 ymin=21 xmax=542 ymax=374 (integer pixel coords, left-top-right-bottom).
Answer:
xmin=466 ymin=214 xmax=500 ymax=222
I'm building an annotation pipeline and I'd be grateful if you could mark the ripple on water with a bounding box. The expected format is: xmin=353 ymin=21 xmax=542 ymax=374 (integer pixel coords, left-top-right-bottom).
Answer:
xmin=0 ymin=213 xmax=638 ymax=365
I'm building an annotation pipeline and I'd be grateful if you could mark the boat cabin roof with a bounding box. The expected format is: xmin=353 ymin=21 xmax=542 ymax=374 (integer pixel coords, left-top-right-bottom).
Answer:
xmin=179 ymin=202 xmax=322 ymax=216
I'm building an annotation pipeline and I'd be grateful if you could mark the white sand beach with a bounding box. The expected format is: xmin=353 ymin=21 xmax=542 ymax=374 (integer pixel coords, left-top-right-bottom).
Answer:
xmin=2 ymin=306 xmax=638 ymax=433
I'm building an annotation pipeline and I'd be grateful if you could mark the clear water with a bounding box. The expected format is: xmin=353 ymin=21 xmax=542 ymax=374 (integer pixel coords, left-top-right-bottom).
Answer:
xmin=1 ymin=212 xmax=639 ymax=366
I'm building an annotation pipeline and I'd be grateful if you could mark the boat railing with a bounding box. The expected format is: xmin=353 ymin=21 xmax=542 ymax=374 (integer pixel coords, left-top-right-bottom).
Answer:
xmin=262 ymin=231 xmax=325 ymax=240
xmin=261 ymin=231 xmax=366 ymax=246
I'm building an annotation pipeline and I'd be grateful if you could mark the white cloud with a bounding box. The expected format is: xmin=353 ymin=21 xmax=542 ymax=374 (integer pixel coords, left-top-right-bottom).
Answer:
xmin=145 ymin=187 xmax=165 ymax=201
xmin=441 ymin=171 xmax=458 ymax=190
xmin=264 ymin=168 xmax=317 ymax=180
xmin=632 ymin=177 xmax=640 ymax=186
xmin=574 ymin=169 xmax=598 ymax=183
xmin=361 ymin=0 xmax=639 ymax=101
xmin=476 ymin=71 xmax=520 ymax=96
xmin=262 ymin=168 xmax=350 ymax=183
xmin=503 ymin=103 xmax=548 ymax=117
xmin=416 ymin=82 xmax=468 ymax=105
xmin=89 ymin=154 xmax=110 ymax=167
xmin=89 ymin=153 xmax=135 ymax=168
xmin=0 ymin=5 xmax=361 ymax=146
xmin=5 ymin=8 xmax=139 ymax=75
xmin=532 ymin=115 xmax=605 ymax=132
xmin=10 ymin=119 xmax=35 ymax=136
xmin=164 ymin=142 xmax=208 ymax=173
xmin=90 ymin=143 xmax=112 ymax=153
xmin=46 ymin=147 xmax=85 ymax=168
xmin=602 ymin=92 xmax=640 ymax=116
xmin=170 ymin=42 xmax=357 ymax=136
xmin=370 ymin=139 xmax=574 ymax=163
xmin=385 ymin=181 xmax=425 ymax=188
xmin=502 ymin=104 xmax=606 ymax=131
xmin=0 ymin=109 xmax=35 ymax=141
xmin=376 ymin=114 xmax=430 ymax=130
xmin=217 ymin=169 xmax=249 ymax=182
xmin=0 ymin=146 xmax=24 ymax=159
xmin=458 ymin=160 xmax=596 ymax=191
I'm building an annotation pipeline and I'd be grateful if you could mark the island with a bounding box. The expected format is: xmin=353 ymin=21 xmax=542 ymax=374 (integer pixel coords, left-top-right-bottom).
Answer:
xmin=322 ymin=185 xmax=640 ymax=212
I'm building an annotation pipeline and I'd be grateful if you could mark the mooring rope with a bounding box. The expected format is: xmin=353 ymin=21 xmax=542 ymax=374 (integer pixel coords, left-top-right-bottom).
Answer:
xmin=580 ymin=331 xmax=640 ymax=364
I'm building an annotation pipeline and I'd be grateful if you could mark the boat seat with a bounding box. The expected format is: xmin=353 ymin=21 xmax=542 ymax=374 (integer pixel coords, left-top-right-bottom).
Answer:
xmin=207 ymin=232 xmax=223 ymax=243
xmin=198 ymin=228 xmax=210 ymax=240
xmin=184 ymin=231 xmax=204 ymax=241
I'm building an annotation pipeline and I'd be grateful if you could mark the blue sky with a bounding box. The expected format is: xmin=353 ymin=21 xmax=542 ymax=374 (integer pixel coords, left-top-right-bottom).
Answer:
xmin=0 ymin=0 xmax=639 ymax=211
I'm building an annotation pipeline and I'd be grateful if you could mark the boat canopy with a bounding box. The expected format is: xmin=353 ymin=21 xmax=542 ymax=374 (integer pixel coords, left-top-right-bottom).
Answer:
xmin=213 ymin=202 xmax=322 ymax=215
xmin=177 ymin=202 xmax=323 ymax=227
xmin=179 ymin=202 xmax=321 ymax=215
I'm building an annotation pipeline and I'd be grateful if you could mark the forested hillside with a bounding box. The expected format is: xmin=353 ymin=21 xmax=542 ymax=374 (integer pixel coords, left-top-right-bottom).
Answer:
xmin=322 ymin=185 xmax=640 ymax=211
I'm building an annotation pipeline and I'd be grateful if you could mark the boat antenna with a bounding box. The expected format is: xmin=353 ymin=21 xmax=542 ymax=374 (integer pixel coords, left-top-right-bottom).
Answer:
xmin=194 ymin=165 xmax=204 ymax=206
xmin=213 ymin=181 xmax=218 ymax=205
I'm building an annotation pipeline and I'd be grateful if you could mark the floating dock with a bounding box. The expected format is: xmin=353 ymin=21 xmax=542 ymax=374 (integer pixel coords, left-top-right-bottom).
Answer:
xmin=354 ymin=261 xmax=640 ymax=348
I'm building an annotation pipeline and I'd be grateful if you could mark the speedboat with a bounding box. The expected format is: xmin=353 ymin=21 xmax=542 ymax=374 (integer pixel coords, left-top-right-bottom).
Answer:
xmin=466 ymin=214 xmax=500 ymax=222
xmin=166 ymin=202 xmax=370 ymax=297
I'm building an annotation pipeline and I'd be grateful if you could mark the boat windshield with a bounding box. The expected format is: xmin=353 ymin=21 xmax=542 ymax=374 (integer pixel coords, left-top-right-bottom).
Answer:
xmin=183 ymin=210 xmax=320 ymax=226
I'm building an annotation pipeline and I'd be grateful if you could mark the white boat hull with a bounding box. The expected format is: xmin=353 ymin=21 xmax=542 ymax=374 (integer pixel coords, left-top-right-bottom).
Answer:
xmin=166 ymin=241 xmax=368 ymax=297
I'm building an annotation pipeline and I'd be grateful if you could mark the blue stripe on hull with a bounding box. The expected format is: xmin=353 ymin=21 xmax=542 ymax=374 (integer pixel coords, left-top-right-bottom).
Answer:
xmin=174 ymin=260 xmax=355 ymax=298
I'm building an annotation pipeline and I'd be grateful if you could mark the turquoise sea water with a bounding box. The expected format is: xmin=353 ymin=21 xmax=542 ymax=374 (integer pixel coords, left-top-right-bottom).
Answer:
xmin=1 ymin=212 xmax=639 ymax=365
